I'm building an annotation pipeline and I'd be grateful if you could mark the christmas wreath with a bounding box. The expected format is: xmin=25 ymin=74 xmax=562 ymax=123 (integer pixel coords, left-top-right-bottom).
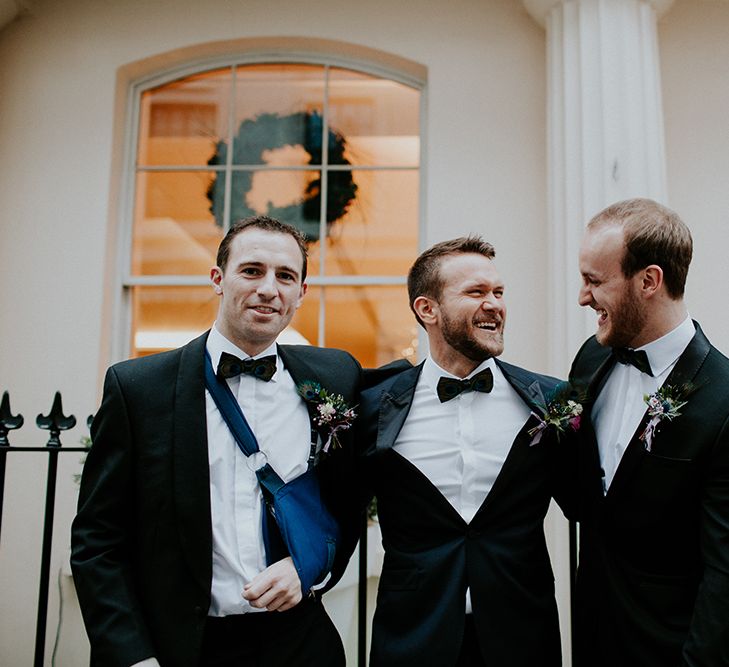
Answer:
xmin=207 ymin=110 xmax=358 ymax=241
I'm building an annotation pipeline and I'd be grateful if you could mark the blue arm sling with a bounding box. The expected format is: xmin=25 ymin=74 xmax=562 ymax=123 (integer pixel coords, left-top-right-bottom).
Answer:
xmin=203 ymin=352 xmax=339 ymax=593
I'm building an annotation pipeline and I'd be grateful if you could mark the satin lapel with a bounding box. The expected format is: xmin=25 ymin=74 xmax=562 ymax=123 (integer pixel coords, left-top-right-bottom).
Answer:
xmin=173 ymin=331 xmax=213 ymax=595
xmin=578 ymin=348 xmax=617 ymax=499
xmin=586 ymin=351 xmax=616 ymax=404
xmin=388 ymin=448 xmax=468 ymax=527
xmin=470 ymin=363 xmax=548 ymax=520
xmin=375 ymin=363 xmax=423 ymax=453
xmin=605 ymin=324 xmax=710 ymax=503
xmin=373 ymin=362 xmax=463 ymax=524
xmin=277 ymin=345 xmax=318 ymax=386
xmin=496 ymin=360 xmax=547 ymax=412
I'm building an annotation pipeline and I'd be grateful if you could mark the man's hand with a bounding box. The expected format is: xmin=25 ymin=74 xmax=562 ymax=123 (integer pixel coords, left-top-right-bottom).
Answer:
xmin=242 ymin=557 xmax=303 ymax=612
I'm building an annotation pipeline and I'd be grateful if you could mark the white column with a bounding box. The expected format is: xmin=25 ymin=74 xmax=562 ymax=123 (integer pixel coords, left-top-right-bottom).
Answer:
xmin=524 ymin=0 xmax=674 ymax=374
xmin=521 ymin=4 xmax=674 ymax=665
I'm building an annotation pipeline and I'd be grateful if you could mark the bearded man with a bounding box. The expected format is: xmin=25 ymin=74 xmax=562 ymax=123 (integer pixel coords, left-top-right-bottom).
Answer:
xmin=357 ymin=236 xmax=574 ymax=667
xmin=570 ymin=198 xmax=729 ymax=666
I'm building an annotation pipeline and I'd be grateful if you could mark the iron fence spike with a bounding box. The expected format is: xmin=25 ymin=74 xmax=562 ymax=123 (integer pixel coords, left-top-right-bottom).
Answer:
xmin=36 ymin=391 xmax=76 ymax=447
xmin=0 ymin=390 xmax=24 ymax=446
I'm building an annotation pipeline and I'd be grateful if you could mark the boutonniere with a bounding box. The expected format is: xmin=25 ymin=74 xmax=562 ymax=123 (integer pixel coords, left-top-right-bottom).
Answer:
xmin=528 ymin=382 xmax=585 ymax=446
xmin=640 ymin=383 xmax=692 ymax=452
xmin=298 ymin=381 xmax=357 ymax=453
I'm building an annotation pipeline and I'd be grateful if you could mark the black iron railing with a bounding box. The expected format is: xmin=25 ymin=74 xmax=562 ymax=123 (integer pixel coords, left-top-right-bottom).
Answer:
xmin=0 ymin=391 xmax=88 ymax=667
xmin=0 ymin=390 xmax=372 ymax=667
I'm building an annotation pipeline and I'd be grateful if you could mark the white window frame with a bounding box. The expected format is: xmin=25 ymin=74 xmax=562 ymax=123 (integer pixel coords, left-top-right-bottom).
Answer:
xmin=113 ymin=51 xmax=427 ymax=361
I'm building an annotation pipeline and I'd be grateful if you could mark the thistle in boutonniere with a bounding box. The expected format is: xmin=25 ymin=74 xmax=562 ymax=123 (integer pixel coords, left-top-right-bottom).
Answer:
xmin=298 ymin=381 xmax=357 ymax=453
xmin=640 ymin=383 xmax=691 ymax=452
xmin=528 ymin=382 xmax=585 ymax=446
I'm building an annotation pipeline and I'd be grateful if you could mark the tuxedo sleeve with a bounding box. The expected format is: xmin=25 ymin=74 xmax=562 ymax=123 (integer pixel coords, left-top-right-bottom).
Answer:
xmin=682 ymin=415 xmax=729 ymax=666
xmin=71 ymin=367 xmax=157 ymax=667
xmin=315 ymin=354 xmax=366 ymax=594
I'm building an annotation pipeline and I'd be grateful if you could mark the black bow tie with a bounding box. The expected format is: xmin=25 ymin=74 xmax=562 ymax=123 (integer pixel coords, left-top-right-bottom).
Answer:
xmin=437 ymin=368 xmax=494 ymax=403
xmin=217 ymin=352 xmax=277 ymax=382
xmin=613 ymin=348 xmax=653 ymax=376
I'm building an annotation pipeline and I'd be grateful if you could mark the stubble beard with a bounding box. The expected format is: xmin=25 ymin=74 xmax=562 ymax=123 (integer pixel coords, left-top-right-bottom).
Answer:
xmin=440 ymin=310 xmax=504 ymax=362
xmin=596 ymin=281 xmax=647 ymax=348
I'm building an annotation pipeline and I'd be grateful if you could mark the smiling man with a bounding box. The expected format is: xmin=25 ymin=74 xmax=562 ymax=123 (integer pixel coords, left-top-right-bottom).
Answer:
xmin=570 ymin=198 xmax=729 ymax=666
xmin=357 ymin=236 xmax=574 ymax=667
xmin=72 ymin=216 xmax=361 ymax=667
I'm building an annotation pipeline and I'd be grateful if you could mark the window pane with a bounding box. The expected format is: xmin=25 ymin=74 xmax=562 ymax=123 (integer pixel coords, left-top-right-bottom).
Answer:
xmin=322 ymin=286 xmax=417 ymax=367
xmin=328 ymin=68 xmax=420 ymax=167
xmin=131 ymin=285 xmax=321 ymax=357
xmin=213 ymin=168 xmax=322 ymax=237
xmin=307 ymin=169 xmax=418 ymax=277
xmin=231 ymin=64 xmax=325 ymax=166
xmin=132 ymin=171 xmax=222 ymax=275
xmin=129 ymin=285 xmax=418 ymax=364
xmin=131 ymin=286 xmax=217 ymax=357
xmin=138 ymin=68 xmax=232 ymax=167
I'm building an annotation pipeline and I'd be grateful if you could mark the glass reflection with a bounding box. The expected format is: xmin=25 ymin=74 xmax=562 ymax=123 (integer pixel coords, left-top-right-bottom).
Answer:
xmin=307 ymin=170 xmax=418 ymax=277
xmin=322 ymin=285 xmax=417 ymax=367
xmin=137 ymin=68 xmax=232 ymax=167
xmin=131 ymin=286 xmax=218 ymax=357
xmin=132 ymin=171 xmax=221 ymax=276
xmin=328 ymin=68 xmax=420 ymax=167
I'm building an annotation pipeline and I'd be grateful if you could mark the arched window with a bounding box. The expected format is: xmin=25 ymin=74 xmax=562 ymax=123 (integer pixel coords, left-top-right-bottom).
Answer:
xmin=123 ymin=58 xmax=422 ymax=366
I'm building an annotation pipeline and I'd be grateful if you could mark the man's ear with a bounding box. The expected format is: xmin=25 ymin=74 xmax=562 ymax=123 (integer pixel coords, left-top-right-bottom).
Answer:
xmin=641 ymin=265 xmax=663 ymax=298
xmin=210 ymin=266 xmax=223 ymax=295
xmin=413 ymin=295 xmax=438 ymax=326
xmin=295 ymin=281 xmax=307 ymax=309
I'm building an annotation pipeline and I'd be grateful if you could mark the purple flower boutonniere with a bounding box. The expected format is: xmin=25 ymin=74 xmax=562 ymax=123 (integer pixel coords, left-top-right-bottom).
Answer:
xmin=298 ymin=381 xmax=357 ymax=453
xmin=640 ymin=383 xmax=691 ymax=452
xmin=528 ymin=383 xmax=585 ymax=446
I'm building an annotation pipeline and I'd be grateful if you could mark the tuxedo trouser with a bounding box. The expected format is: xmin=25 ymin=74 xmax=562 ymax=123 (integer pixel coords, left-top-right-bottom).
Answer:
xmin=199 ymin=598 xmax=345 ymax=667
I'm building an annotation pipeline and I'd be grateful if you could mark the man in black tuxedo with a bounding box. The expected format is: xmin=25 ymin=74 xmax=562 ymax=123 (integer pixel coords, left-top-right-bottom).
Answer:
xmin=570 ymin=198 xmax=729 ymax=666
xmin=358 ymin=237 xmax=574 ymax=667
xmin=71 ymin=216 xmax=360 ymax=667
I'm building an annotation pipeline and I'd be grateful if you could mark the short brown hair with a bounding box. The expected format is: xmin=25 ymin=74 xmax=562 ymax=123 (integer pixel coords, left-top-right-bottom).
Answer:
xmin=407 ymin=236 xmax=496 ymax=327
xmin=588 ymin=198 xmax=692 ymax=299
xmin=216 ymin=215 xmax=308 ymax=282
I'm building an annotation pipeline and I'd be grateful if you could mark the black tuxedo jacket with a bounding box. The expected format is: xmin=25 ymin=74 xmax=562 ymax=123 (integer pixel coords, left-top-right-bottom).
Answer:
xmin=357 ymin=360 xmax=574 ymax=667
xmin=71 ymin=332 xmax=361 ymax=667
xmin=569 ymin=323 xmax=729 ymax=667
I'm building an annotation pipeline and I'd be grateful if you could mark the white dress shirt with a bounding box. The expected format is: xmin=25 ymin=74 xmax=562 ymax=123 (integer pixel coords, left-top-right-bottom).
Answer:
xmin=393 ymin=355 xmax=531 ymax=612
xmin=592 ymin=316 xmax=695 ymax=493
xmin=205 ymin=324 xmax=311 ymax=616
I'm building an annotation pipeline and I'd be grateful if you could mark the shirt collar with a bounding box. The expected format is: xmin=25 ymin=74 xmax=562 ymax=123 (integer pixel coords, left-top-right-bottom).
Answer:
xmin=207 ymin=323 xmax=280 ymax=380
xmin=636 ymin=315 xmax=695 ymax=377
xmin=422 ymin=355 xmax=497 ymax=399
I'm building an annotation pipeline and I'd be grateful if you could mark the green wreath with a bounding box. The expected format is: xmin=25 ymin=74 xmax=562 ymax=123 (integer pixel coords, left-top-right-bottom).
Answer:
xmin=207 ymin=111 xmax=358 ymax=241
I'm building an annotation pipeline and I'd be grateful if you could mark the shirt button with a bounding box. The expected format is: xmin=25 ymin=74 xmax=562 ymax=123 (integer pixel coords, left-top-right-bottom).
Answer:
xmin=467 ymin=528 xmax=480 ymax=539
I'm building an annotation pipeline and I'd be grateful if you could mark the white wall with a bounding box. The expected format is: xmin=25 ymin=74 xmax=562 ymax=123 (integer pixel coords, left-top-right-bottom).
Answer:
xmin=660 ymin=0 xmax=729 ymax=354
xmin=0 ymin=1 xmax=548 ymax=664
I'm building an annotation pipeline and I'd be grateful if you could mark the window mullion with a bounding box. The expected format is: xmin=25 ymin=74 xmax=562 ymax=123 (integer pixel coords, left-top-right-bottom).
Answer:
xmin=317 ymin=65 xmax=332 ymax=347
xmin=222 ymin=65 xmax=236 ymax=233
